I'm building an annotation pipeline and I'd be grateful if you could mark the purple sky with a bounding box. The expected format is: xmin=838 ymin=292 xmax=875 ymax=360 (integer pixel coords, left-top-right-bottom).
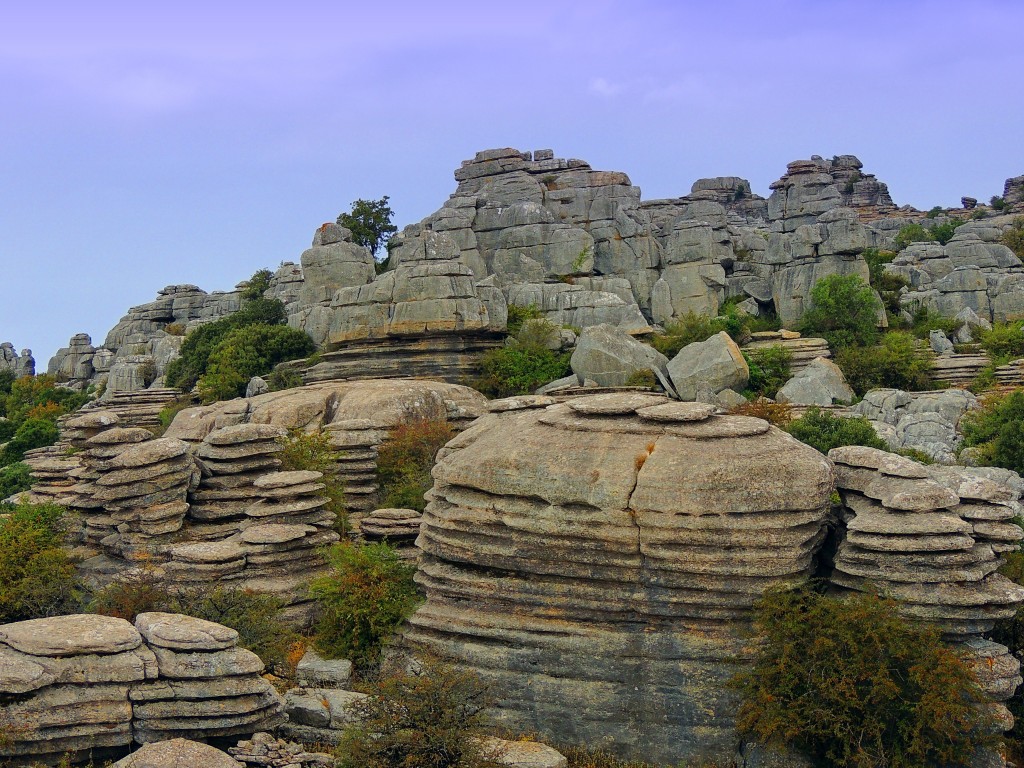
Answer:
xmin=2 ymin=1 xmax=1022 ymax=364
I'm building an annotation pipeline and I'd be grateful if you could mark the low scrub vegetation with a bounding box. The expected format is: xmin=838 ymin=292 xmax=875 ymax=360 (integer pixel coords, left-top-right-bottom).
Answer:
xmin=894 ymin=219 xmax=964 ymax=250
xmin=743 ymin=346 xmax=791 ymax=399
xmin=650 ymin=306 xmax=748 ymax=358
xmin=336 ymin=656 xmax=502 ymax=768
xmin=1002 ymin=216 xmax=1024 ymax=259
xmin=377 ymin=418 xmax=454 ymax=512
xmin=784 ymin=408 xmax=886 ymax=455
xmin=977 ymin=320 xmax=1024 ymax=361
xmin=960 ymin=390 xmax=1024 ymax=474
xmin=277 ymin=427 xmax=348 ymax=533
xmin=796 ymin=274 xmax=880 ymax=350
xmin=0 ymin=502 xmax=82 ymax=622
xmin=309 ymin=542 xmax=420 ymax=671
xmin=833 ymin=331 xmax=934 ymax=396
xmin=734 ymin=583 xmax=994 ymax=768
xmin=477 ymin=316 xmax=571 ymax=397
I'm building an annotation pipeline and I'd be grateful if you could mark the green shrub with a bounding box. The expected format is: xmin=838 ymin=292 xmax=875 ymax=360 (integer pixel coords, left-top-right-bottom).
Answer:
xmin=905 ymin=305 xmax=962 ymax=340
xmin=277 ymin=427 xmax=347 ymax=533
xmin=165 ymin=296 xmax=289 ymax=391
xmin=336 ymin=657 xmax=502 ymax=768
xmin=733 ymin=583 xmax=994 ymax=768
xmin=894 ymin=223 xmax=935 ymax=250
xmin=784 ymin=408 xmax=887 ymax=454
xmin=0 ymin=502 xmax=83 ymax=622
xmin=834 ymin=332 xmax=934 ymax=395
xmin=0 ymin=417 xmax=60 ymax=465
xmin=929 ymin=219 xmax=963 ymax=245
xmin=476 ymin=344 xmax=571 ymax=398
xmin=309 ymin=542 xmax=420 ymax=670
xmin=960 ymin=390 xmax=1024 ymax=474
xmin=506 ymin=303 xmax=543 ymax=336
xmin=197 ymin=324 xmax=315 ymax=402
xmin=241 ymin=268 xmax=273 ymax=301
xmin=926 ymin=206 xmax=944 ymax=219
xmin=1003 ymin=217 xmax=1024 ymax=259
xmin=623 ymin=369 xmax=657 ymax=388
xmin=978 ymin=321 xmax=1024 ymax=360
xmin=991 ymin=196 xmax=1007 ymax=211
xmin=650 ymin=306 xmax=748 ymax=358
xmin=268 ymin=365 xmax=304 ymax=391
xmin=0 ymin=462 xmax=32 ymax=499
xmin=797 ymin=274 xmax=880 ymax=350
xmin=743 ymin=346 xmax=792 ymax=400
xmin=377 ymin=418 xmax=454 ymax=513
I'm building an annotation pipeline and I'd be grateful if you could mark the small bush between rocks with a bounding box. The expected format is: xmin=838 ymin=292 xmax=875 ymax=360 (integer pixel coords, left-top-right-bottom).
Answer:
xmin=733 ymin=583 xmax=994 ymax=768
xmin=377 ymin=418 xmax=455 ymax=512
xmin=277 ymin=427 xmax=348 ymax=533
xmin=506 ymin=303 xmax=544 ymax=336
xmin=960 ymin=390 xmax=1024 ymax=475
xmin=650 ymin=307 xmax=748 ymax=358
xmin=894 ymin=222 xmax=935 ymax=251
xmin=729 ymin=399 xmax=793 ymax=428
xmin=796 ymin=274 xmax=879 ymax=350
xmin=834 ymin=332 xmax=934 ymax=396
xmin=0 ymin=502 xmax=83 ymax=622
xmin=336 ymin=656 xmax=503 ymax=768
xmin=267 ymin=364 xmax=304 ymax=391
xmin=977 ymin=320 xmax=1024 ymax=360
xmin=0 ymin=461 xmax=32 ymax=499
xmin=623 ymin=368 xmax=657 ymax=388
xmin=743 ymin=346 xmax=791 ymax=399
xmin=784 ymin=407 xmax=886 ymax=455
xmin=1003 ymin=216 xmax=1024 ymax=259
xmin=904 ymin=305 xmax=962 ymax=340
xmin=198 ymin=323 xmax=315 ymax=402
xmin=309 ymin=542 xmax=420 ymax=671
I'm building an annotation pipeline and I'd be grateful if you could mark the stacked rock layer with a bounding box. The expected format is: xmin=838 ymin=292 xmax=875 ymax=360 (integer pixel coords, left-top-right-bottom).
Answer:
xmin=405 ymin=392 xmax=834 ymax=764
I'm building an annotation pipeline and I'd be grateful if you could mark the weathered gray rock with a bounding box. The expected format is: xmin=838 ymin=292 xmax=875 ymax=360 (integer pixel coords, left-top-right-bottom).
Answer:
xmin=295 ymin=647 xmax=352 ymax=688
xmin=570 ymin=324 xmax=668 ymax=387
xmin=776 ymin=357 xmax=854 ymax=405
xmin=929 ymin=329 xmax=955 ymax=355
xmin=111 ymin=739 xmax=243 ymax=768
xmin=135 ymin=613 xmax=239 ymax=652
xmin=667 ymin=331 xmax=749 ymax=401
xmin=245 ymin=376 xmax=269 ymax=398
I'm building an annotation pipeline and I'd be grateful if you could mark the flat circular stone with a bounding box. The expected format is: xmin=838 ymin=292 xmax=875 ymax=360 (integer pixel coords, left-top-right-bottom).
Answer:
xmin=566 ymin=393 xmax=667 ymax=415
xmin=253 ymin=470 xmax=323 ymax=489
xmin=205 ymin=423 xmax=287 ymax=446
xmin=135 ymin=612 xmax=239 ymax=651
xmin=86 ymin=427 xmax=154 ymax=446
xmin=169 ymin=540 xmax=245 ymax=564
xmin=489 ymin=395 xmax=557 ymax=413
xmin=0 ymin=645 xmax=54 ymax=694
xmin=636 ymin=402 xmax=717 ymax=423
xmin=0 ymin=614 xmax=141 ymax=657
xmin=109 ymin=438 xmax=189 ymax=469
xmin=110 ymin=738 xmax=243 ymax=768
xmin=664 ymin=415 xmax=771 ymax=438
xmin=240 ymin=523 xmax=315 ymax=545
xmin=64 ymin=411 xmax=120 ymax=430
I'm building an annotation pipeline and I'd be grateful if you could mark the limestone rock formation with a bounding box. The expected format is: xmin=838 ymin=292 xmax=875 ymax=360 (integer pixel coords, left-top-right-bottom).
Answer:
xmin=666 ymin=331 xmax=749 ymax=401
xmin=569 ymin=324 xmax=668 ymax=387
xmin=111 ymin=738 xmax=244 ymax=768
xmin=0 ymin=342 xmax=34 ymax=378
xmin=851 ymin=388 xmax=978 ymax=464
xmin=406 ymin=393 xmax=834 ymax=763
xmin=776 ymin=357 xmax=854 ymax=406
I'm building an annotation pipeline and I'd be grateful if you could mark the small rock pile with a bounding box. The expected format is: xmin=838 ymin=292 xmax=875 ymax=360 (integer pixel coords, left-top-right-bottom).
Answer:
xmin=189 ymin=424 xmax=287 ymax=538
xmin=358 ymin=507 xmax=422 ymax=545
xmin=130 ymin=612 xmax=283 ymax=743
xmin=0 ymin=614 xmax=150 ymax=764
xmin=229 ymin=732 xmax=333 ymax=768
xmin=829 ymin=446 xmax=1024 ymax=726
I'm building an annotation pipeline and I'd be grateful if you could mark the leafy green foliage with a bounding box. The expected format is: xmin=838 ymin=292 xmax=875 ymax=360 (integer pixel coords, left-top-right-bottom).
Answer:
xmin=277 ymin=427 xmax=347 ymax=533
xmin=165 ymin=296 xmax=288 ymax=391
xmin=1003 ymin=217 xmax=1024 ymax=259
xmin=477 ymin=344 xmax=570 ymax=398
xmin=743 ymin=346 xmax=792 ymax=399
xmin=377 ymin=418 xmax=454 ymax=513
xmin=0 ymin=462 xmax=32 ymax=498
xmin=336 ymin=196 xmax=398 ymax=260
xmin=505 ymin=303 xmax=543 ymax=336
xmin=0 ymin=502 xmax=83 ymax=622
xmin=267 ymin=365 xmax=304 ymax=391
xmin=623 ymin=368 xmax=657 ymax=388
xmin=991 ymin=196 xmax=1007 ymax=211
xmin=894 ymin=223 xmax=935 ymax=250
xmin=197 ymin=324 xmax=315 ymax=402
xmin=926 ymin=206 xmax=944 ymax=219
xmin=309 ymin=542 xmax=420 ymax=670
xmin=833 ymin=332 xmax=934 ymax=396
xmin=734 ymin=583 xmax=993 ymax=768
xmin=929 ymin=219 xmax=962 ymax=245
xmin=241 ymin=268 xmax=273 ymax=301
xmin=784 ymin=407 xmax=887 ymax=454
xmin=650 ymin=306 xmax=748 ymax=358
xmin=0 ymin=417 xmax=59 ymax=465
xmin=0 ymin=374 xmax=89 ymax=469
xmin=862 ymin=248 xmax=908 ymax=315
xmin=904 ymin=305 xmax=962 ymax=339
xmin=960 ymin=390 xmax=1024 ymax=474
xmin=977 ymin=320 xmax=1024 ymax=360
xmin=797 ymin=274 xmax=880 ymax=350
xmin=336 ymin=657 xmax=503 ymax=768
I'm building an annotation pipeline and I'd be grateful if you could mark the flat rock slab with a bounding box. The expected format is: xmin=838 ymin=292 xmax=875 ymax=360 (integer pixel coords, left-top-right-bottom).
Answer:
xmin=135 ymin=613 xmax=239 ymax=651
xmin=567 ymin=392 xmax=667 ymax=415
xmin=253 ymin=470 xmax=323 ymax=489
xmin=636 ymin=401 xmax=717 ymax=423
xmin=109 ymin=438 xmax=190 ymax=469
xmin=296 ymin=647 xmax=353 ymax=688
xmin=65 ymin=411 xmax=120 ymax=430
xmin=86 ymin=427 xmax=154 ymax=446
xmin=0 ymin=614 xmax=141 ymax=657
xmin=481 ymin=737 xmax=568 ymax=768
xmin=240 ymin=524 xmax=316 ymax=545
xmin=169 ymin=540 xmax=246 ymax=564
xmin=205 ymin=423 xmax=287 ymax=446
xmin=150 ymin=645 xmax=264 ymax=679
xmin=0 ymin=645 xmax=54 ymax=693
xmin=110 ymin=738 xmax=243 ymax=768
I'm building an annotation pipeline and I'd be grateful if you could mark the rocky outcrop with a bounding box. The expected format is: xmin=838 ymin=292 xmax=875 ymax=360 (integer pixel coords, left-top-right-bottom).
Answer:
xmin=1004 ymin=175 xmax=1024 ymax=209
xmin=569 ymin=324 xmax=667 ymax=387
xmin=112 ymin=738 xmax=245 ymax=768
xmin=0 ymin=342 xmax=34 ymax=378
xmin=406 ymin=393 xmax=834 ymax=763
xmin=776 ymin=357 xmax=854 ymax=406
xmin=851 ymin=388 xmax=978 ymax=464
xmin=666 ymin=331 xmax=749 ymax=401
xmin=0 ymin=613 xmax=282 ymax=764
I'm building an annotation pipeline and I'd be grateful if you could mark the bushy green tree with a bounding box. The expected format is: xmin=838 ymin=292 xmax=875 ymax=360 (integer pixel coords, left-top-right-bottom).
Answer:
xmin=198 ymin=324 xmax=315 ymax=402
xmin=894 ymin=223 xmax=935 ymax=250
xmin=337 ymin=196 xmax=398 ymax=260
xmin=784 ymin=407 xmax=887 ymax=454
xmin=834 ymin=331 xmax=934 ymax=395
xmin=960 ymin=390 xmax=1024 ymax=474
xmin=743 ymin=346 xmax=792 ymax=399
xmin=797 ymin=274 xmax=880 ymax=350
xmin=309 ymin=542 xmax=420 ymax=670
xmin=0 ymin=462 xmax=32 ymax=499
xmin=241 ymin=268 xmax=273 ymax=301
xmin=734 ymin=583 xmax=994 ymax=768
xmin=0 ymin=417 xmax=60 ymax=465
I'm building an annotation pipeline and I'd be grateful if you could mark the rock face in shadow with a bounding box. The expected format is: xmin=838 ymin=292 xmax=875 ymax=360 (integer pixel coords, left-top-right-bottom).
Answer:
xmin=405 ymin=393 xmax=834 ymax=764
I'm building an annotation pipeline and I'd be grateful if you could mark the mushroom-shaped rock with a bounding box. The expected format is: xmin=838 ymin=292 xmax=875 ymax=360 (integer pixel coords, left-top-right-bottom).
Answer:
xmin=406 ymin=392 xmax=834 ymax=764
xmin=0 ymin=614 xmax=142 ymax=657
xmin=110 ymin=738 xmax=243 ymax=768
xmin=135 ymin=613 xmax=239 ymax=651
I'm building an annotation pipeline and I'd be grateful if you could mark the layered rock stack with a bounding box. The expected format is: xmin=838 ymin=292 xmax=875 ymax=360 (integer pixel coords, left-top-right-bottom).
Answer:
xmin=323 ymin=419 xmax=385 ymax=517
xmin=828 ymin=446 xmax=1024 ymax=726
xmin=358 ymin=507 xmax=422 ymax=549
xmin=742 ymin=331 xmax=831 ymax=375
xmin=0 ymin=341 xmax=35 ymax=378
xmin=188 ymin=424 xmax=288 ymax=538
xmin=0 ymin=613 xmax=284 ymax=764
xmin=406 ymin=392 xmax=834 ymax=764
xmin=0 ymin=615 xmax=151 ymax=765
xmin=130 ymin=613 xmax=283 ymax=743
xmin=89 ymin=388 xmax=183 ymax=429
